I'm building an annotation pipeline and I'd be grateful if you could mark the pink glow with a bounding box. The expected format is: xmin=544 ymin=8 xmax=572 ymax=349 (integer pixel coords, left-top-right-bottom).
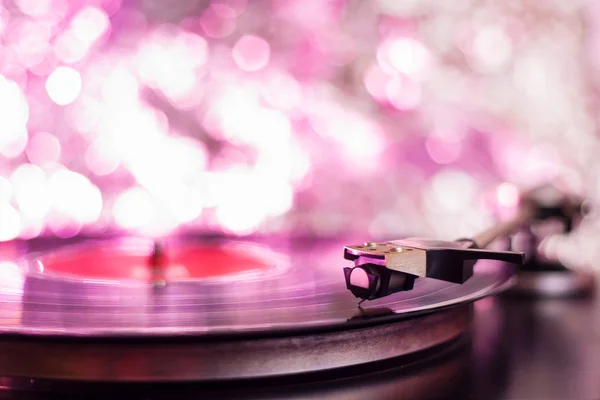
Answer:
xmin=427 ymin=169 xmax=478 ymax=213
xmin=387 ymin=37 xmax=430 ymax=76
xmin=217 ymin=199 xmax=264 ymax=235
xmin=64 ymin=96 xmax=102 ymax=135
xmin=364 ymin=63 xmax=389 ymax=101
xmin=29 ymin=50 xmax=59 ymax=77
xmin=200 ymin=5 xmax=236 ymax=38
xmin=48 ymin=218 xmax=82 ymax=239
xmin=11 ymin=164 xmax=49 ymax=220
xmin=0 ymin=63 xmax=28 ymax=90
xmin=85 ymin=138 xmax=121 ymax=176
xmin=101 ymin=68 xmax=140 ymax=103
xmin=0 ymin=204 xmax=21 ymax=242
xmin=124 ymin=136 xmax=208 ymax=224
xmin=0 ymin=129 xmax=28 ymax=159
xmin=0 ymin=177 xmax=12 ymax=203
xmin=46 ymin=66 xmax=82 ymax=105
xmin=0 ymin=76 xmax=29 ymax=157
xmin=26 ymin=132 xmax=61 ymax=165
xmin=136 ymin=29 xmax=208 ymax=102
xmin=385 ymin=77 xmax=422 ymax=110
xmin=8 ymin=19 xmax=52 ymax=69
xmin=208 ymin=86 xmax=263 ymax=141
xmin=114 ymin=187 xmax=155 ymax=229
xmin=426 ymin=137 xmax=462 ymax=165
xmin=0 ymin=0 xmax=593 ymax=242
xmin=232 ymin=35 xmax=270 ymax=72
xmin=339 ymin=120 xmax=384 ymax=161
xmin=125 ymin=136 xmax=193 ymax=193
xmin=309 ymin=102 xmax=384 ymax=170
xmin=18 ymin=215 xmax=44 ymax=239
xmin=0 ymin=9 xmax=7 ymax=37
xmin=261 ymin=72 xmax=302 ymax=112
xmin=376 ymin=40 xmax=395 ymax=75
xmin=496 ymin=182 xmax=520 ymax=208
xmin=53 ymin=31 xmax=90 ymax=64
xmin=469 ymin=27 xmax=512 ymax=72
xmin=212 ymin=168 xmax=294 ymax=235
xmin=14 ymin=0 xmax=53 ymax=18
xmin=275 ymin=0 xmax=342 ymax=30
xmin=212 ymin=0 xmax=247 ymax=16
xmin=48 ymin=170 xmax=103 ymax=224
xmin=70 ymin=7 xmax=110 ymax=44
xmin=167 ymin=186 xmax=204 ymax=223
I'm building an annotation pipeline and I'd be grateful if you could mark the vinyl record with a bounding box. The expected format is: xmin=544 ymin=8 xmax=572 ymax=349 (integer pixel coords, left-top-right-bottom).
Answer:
xmin=0 ymin=237 xmax=514 ymax=382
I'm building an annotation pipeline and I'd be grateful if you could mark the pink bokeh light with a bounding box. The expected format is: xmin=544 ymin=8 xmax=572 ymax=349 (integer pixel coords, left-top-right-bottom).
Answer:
xmin=200 ymin=5 xmax=237 ymax=38
xmin=496 ymin=183 xmax=520 ymax=209
xmin=70 ymin=7 xmax=110 ymax=44
xmin=232 ymin=35 xmax=270 ymax=72
xmin=26 ymin=132 xmax=61 ymax=165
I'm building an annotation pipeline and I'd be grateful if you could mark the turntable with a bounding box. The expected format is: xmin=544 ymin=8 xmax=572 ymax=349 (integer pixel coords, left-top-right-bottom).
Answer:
xmin=0 ymin=198 xmax=540 ymax=400
xmin=1 ymin=189 xmax=599 ymax=400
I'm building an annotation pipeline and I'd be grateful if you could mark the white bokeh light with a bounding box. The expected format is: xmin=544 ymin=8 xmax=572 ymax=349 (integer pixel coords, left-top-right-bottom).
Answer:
xmin=0 ymin=204 xmax=21 ymax=242
xmin=429 ymin=169 xmax=478 ymax=213
xmin=53 ymin=31 xmax=89 ymax=64
xmin=113 ymin=187 xmax=157 ymax=230
xmin=0 ymin=76 xmax=29 ymax=158
xmin=385 ymin=78 xmax=422 ymax=110
xmin=46 ymin=66 xmax=82 ymax=105
xmin=14 ymin=0 xmax=53 ymax=18
xmin=48 ymin=170 xmax=103 ymax=224
xmin=496 ymin=182 xmax=520 ymax=208
xmin=11 ymin=164 xmax=49 ymax=219
xmin=70 ymin=7 xmax=110 ymax=43
xmin=136 ymin=28 xmax=208 ymax=102
xmin=388 ymin=37 xmax=430 ymax=76
xmin=470 ymin=27 xmax=512 ymax=72
xmin=0 ymin=177 xmax=12 ymax=203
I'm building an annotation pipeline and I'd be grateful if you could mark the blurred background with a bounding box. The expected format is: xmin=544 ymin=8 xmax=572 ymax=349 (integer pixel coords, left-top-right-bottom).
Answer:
xmin=0 ymin=0 xmax=599 ymax=267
